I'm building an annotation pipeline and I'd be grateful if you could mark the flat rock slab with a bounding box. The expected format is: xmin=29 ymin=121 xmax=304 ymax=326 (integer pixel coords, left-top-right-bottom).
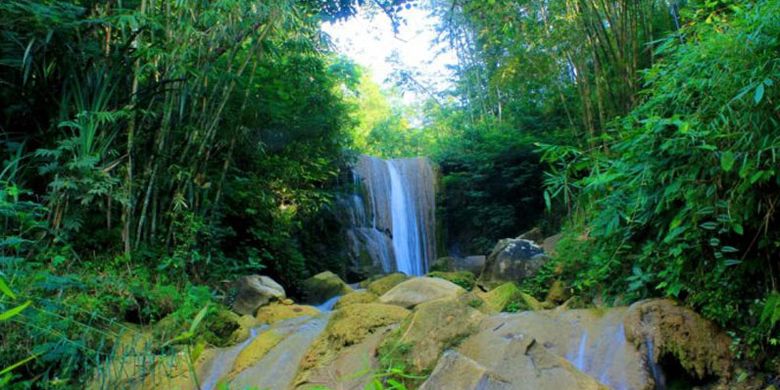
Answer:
xmin=229 ymin=314 xmax=332 ymax=390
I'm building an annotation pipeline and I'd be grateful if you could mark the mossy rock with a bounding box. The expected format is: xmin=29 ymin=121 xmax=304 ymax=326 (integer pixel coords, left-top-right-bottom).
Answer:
xmin=379 ymin=298 xmax=484 ymax=374
xmin=366 ymin=273 xmax=408 ymax=296
xmin=152 ymin=305 xmax=244 ymax=348
xmin=427 ymin=271 xmax=476 ymax=291
xmin=544 ymin=280 xmax=570 ymax=305
xmin=229 ymin=314 xmax=259 ymax=345
xmin=477 ymin=282 xmax=544 ymax=313
xmin=625 ymin=299 xmax=734 ymax=381
xmin=256 ymin=302 xmax=320 ymax=325
xmin=302 ymin=271 xmax=352 ymax=304
xmin=229 ymin=329 xmax=285 ymax=379
xmin=300 ymin=303 xmax=410 ymax=372
xmin=334 ymin=291 xmax=378 ymax=309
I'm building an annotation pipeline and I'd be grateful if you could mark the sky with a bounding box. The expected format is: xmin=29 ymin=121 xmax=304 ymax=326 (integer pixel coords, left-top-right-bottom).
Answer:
xmin=321 ymin=3 xmax=457 ymax=105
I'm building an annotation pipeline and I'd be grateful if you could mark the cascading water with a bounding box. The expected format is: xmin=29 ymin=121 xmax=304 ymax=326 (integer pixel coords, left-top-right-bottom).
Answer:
xmin=341 ymin=155 xmax=436 ymax=276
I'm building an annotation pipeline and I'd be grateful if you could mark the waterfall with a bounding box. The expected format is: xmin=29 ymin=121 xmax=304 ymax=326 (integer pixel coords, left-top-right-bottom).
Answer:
xmin=342 ymin=155 xmax=436 ymax=276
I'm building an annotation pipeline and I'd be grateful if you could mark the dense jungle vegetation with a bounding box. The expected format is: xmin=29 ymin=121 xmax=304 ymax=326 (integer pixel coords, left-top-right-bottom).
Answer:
xmin=1 ymin=0 xmax=779 ymax=387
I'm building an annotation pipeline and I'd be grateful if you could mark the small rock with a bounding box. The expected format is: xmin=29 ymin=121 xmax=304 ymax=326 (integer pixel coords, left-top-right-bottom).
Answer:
xmin=231 ymin=275 xmax=286 ymax=316
xmin=302 ymin=271 xmax=352 ymax=304
xmin=281 ymin=298 xmax=294 ymax=306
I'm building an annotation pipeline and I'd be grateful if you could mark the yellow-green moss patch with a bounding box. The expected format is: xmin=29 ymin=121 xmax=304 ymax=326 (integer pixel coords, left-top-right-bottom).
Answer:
xmin=256 ymin=303 xmax=320 ymax=325
xmin=334 ymin=291 xmax=378 ymax=309
xmin=228 ymin=329 xmax=285 ymax=379
xmin=366 ymin=273 xmax=408 ymax=296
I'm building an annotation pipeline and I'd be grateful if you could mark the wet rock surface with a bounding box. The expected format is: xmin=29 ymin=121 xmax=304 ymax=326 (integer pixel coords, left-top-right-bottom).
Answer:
xmin=98 ymin=278 xmax=744 ymax=390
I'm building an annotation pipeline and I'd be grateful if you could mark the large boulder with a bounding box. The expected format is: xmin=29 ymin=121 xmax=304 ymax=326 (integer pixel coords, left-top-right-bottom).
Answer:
xmin=624 ymin=299 xmax=734 ymax=384
xmin=231 ymin=275 xmax=286 ymax=316
xmin=380 ymin=298 xmax=484 ymax=373
xmin=469 ymin=309 xmax=649 ymax=390
xmin=295 ymin=326 xmax=390 ymax=389
xmin=379 ymin=277 xmax=466 ymax=308
xmin=298 ymin=303 xmax=410 ymax=381
xmin=302 ymin=271 xmax=352 ymax=304
xmin=478 ymin=238 xmax=547 ymax=287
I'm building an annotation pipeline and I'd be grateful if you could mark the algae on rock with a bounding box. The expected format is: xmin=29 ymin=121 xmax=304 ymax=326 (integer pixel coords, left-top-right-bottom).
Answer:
xmin=299 ymin=303 xmax=410 ymax=375
xmin=379 ymin=298 xmax=484 ymax=374
xmin=302 ymin=271 xmax=353 ymax=303
xmin=366 ymin=273 xmax=408 ymax=295
xmin=256 ymin=303 xmax=320 ymax=325
xmin=624 ymin=299 xmax=734 ymax=383
xmin=477 ymin=282 xmax=543 ymax=312
xmin=334 ymin=291 xmax=378 ymax=309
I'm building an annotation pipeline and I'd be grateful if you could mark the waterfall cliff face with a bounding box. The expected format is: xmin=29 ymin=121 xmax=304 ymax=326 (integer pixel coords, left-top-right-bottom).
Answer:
xmin=343 ymin=155 xmax=437 ymax=276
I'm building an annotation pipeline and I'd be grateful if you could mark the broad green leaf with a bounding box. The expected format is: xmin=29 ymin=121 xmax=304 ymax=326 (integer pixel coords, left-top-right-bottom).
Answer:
xmin=720 ymin=151 xmax=735 ymax=172
xmin=724 ymin=259 xmax=742 ymax=267
xmin=0 ymin=277 xmax=16 ymax=300
xmin=189 ymin=304 xmax=211 ymax=334
xmin=733 ymin=223 xmax=744 ymax=235
xmin=0 ymin=354 xmax=37 ymax=376
xmin=0 ymin=301 xmax=31 ymax=321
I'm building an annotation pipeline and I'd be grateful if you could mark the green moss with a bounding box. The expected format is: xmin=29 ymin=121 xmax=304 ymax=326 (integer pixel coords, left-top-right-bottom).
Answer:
xmin=478 ymin=282 xmax=543 ymax=312
xmin=366 ymin=273 xmax=408 ymax=296
xmin=300 ymin=303 xmax=410 ymax=372
xmin=302 ymin=271 xmax=352 ymax=303
xmin=427 ymin=271 xmax=476 ymax=291
xmin=334 ymin=291 xmax=378 ymax=309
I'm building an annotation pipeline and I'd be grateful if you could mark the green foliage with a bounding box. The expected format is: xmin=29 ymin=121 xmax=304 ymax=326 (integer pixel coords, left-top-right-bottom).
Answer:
xmin=430 ymin=113 xmax=546 ymax=254
xmin=542 ymin=0 xmax=780 ymax=360
xmin=373 ymin=342 xmax=427 ymax=389
xmin=0 ymin=0 xmax=363 ymax=386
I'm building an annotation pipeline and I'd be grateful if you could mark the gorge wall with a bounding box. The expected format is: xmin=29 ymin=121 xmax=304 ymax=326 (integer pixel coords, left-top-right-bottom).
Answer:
xmin=341 ymin=155 xmax=437 ymax=276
